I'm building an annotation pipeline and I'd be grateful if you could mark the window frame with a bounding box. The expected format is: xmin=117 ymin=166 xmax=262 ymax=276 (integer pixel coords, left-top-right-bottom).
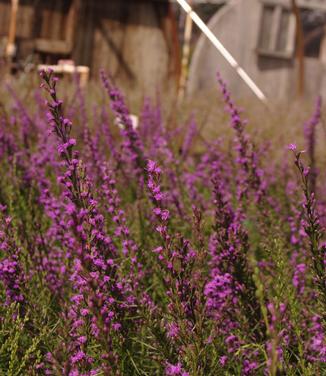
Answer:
xmin=257 ymin=1 xmax=296 ymax=59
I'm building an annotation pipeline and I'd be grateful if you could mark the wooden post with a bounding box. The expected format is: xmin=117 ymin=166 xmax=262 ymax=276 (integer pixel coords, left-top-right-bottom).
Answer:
xmin=6 ymin=0 xmax=19 ymax=70
xmin=66 ymin=0 xmax=80 ymax=47
xmin=178 ymin=3 xmax=193 ymax=102
xmin=319 ymin=26 xmax=326 ymax=65
xmin=291 ymin=0 xmax=305 ymax=97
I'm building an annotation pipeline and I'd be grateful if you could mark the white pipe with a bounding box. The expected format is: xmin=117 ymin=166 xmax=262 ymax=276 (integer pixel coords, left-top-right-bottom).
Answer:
xmin=176 ymin=0 xmax=268 ymax=104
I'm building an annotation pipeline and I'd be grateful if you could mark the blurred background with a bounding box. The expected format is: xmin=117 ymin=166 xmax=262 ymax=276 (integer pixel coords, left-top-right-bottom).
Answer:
xmin=1 ymin=0 xmax=326 ymax=98
xmin=0 ymin=0 xmax=326 ymax=149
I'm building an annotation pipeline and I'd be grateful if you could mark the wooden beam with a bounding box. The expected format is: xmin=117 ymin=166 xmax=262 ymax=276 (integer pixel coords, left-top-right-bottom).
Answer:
xmin=66 ymin=0 xmax=80 ymax=45
xmin=6 ymin=0 xmax=19 ymax=58
xmin=37 ymin=63 xmax=89 ymax=86
xmin=319 ymin=26 xmax=326 ymax=64
xmin=35 ymin=38 xmax=72 ymax=54
xmin=178 ymin=9 xmax=193 ymax=101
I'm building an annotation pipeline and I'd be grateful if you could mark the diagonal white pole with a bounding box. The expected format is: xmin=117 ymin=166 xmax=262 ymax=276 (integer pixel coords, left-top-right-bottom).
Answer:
xmin=176 ymin=0 xmax=268 ymax=104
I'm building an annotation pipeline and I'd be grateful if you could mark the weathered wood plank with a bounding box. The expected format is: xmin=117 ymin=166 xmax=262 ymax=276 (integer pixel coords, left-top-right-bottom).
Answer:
xmin=0 ymin=2 xmax=10 ymax=37
xmin=51 ymin=0 xmax=63 ymax=41
xmin=40 ymin=6 xmax=52 ymax=39
xmin=16 ymin=4 xmax=34 ymax=38
xmin=35 ymin=38 xmax=71 ymax=54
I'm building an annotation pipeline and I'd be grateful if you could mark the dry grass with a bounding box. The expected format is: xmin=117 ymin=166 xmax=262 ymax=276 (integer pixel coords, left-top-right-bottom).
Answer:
xmin=1 ymin=71 xmax=325 ymax=165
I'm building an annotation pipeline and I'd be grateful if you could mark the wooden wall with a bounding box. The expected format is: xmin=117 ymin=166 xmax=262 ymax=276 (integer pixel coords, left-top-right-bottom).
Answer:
xmin=0 ymin=0 xmax=71 ymax=41
xmin=73 ymin=0 xmax=179 ymax=95
xmin=0 ymin=0 xmax=179 ymax=95
xmin=0 ymin=0 xmax=74 ymax=62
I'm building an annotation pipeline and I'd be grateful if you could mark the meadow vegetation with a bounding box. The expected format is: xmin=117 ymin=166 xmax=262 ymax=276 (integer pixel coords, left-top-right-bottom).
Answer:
xmin=0 ymin=69 xmax=324 ymax=375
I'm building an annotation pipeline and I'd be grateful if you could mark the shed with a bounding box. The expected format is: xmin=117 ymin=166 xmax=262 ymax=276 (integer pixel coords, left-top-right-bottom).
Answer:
xmin=187 ymin=0 xmax=326 ymax=100
xmin=0 ymin=0 xmax=180 ymax=95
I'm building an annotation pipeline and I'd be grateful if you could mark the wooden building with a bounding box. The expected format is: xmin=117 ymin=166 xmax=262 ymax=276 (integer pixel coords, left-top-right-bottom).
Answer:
xmin=188 ymin=0 xmax=326 ymax=100
xmin=0 ymin=0 xmax=180 ymax=95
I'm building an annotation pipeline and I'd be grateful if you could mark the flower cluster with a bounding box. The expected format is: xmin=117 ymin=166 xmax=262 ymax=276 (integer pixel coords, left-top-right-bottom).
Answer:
xmin=0 ymin=69 xmax=324 ymax=375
